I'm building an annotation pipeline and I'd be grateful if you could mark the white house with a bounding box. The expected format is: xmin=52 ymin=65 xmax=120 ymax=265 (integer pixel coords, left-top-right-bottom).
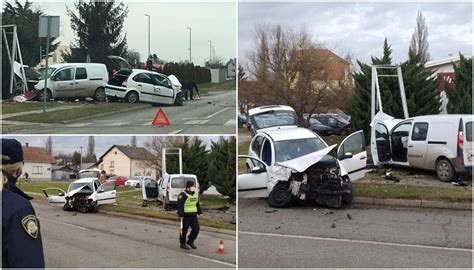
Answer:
xmin=226 ymin=58 xmax=236 ymax=79
xmin=22 ymin=143 xmax=56 ymax=181
xmin=426 ymin=55 xmax=471 ymax=114
xmin=96 ymin=145 xmax=157 ymax=179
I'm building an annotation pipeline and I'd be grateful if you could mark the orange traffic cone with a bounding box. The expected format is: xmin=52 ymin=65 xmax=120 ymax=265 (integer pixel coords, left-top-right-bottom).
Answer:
xmin=215 ymin=240 xmax=225 ymax=254
xmin=193 ymin=93 xmax=202 ymax=100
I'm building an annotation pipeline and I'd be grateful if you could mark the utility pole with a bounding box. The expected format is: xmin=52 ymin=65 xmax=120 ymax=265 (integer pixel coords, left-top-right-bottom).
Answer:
xmin=208 ymin=40 xmax=212 ymax=63
xmin=145 ymin=14 xmax=151 ymax=59
xmin=187 ymin=27 xmax=192 ymax=63
xmin=79 ymin=146 xmax=83 ymax=169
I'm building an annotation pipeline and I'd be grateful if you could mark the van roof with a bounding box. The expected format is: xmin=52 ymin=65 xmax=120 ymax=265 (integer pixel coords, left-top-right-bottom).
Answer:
xmin=46 ymin=63 xmax=106 ymax=69
xmin=249 ymin=105 xmax=295 ymax=116
xmin=410 ymin=114 xmax=473 ymax=121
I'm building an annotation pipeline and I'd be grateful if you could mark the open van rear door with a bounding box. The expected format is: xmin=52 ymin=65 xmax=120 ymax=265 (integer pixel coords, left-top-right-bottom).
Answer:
xmin=142 ymin=178 xmax=159 ymax=201
xmin=462 ymin=117 xmax=473 ymax=167
xmin=42 ymin=188 xmax=67 ymax=207
xmin=337 ymin=131 xmax=367 ymax=181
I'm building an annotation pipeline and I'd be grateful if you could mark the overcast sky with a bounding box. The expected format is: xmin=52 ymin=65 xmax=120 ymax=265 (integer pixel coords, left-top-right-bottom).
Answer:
xmin=5 ymin=136 xmax=226 ymax=157
xmin=239 ymin=1 xmax=472 ymax=67
xmin=28 ymin=0 xmax=236 ymax=66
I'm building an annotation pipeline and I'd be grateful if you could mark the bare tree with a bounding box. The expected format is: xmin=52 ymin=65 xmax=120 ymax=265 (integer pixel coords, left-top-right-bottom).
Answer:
xmin=131 ymin=136 xmax=137 ymax=147
xmin=45 ymin=136 xmax=53 ymax=154
xmin=243 ymin=24 xmax=353 ymax=125
xmin=409 ymin=11 xmax=430 ymax=64
xmin=86 ymin=136 xmax=95 ymax=158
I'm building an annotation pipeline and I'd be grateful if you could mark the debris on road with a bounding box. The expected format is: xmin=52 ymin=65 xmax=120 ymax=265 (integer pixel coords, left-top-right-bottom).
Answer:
xmin=347 ymin=214 xmax=352 ymax=220
xmin=331 ymin=223 xmax=336 ymax=228
xmin=264 ymin=209 xmax=278 ymax=213
xmin=275 ymin=226 xmax=281 ymax=230
xmin=383 ymin=169 xmax=400 ymax=182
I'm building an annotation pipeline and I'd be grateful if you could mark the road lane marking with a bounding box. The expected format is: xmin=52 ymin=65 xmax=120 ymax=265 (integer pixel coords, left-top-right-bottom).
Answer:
xmin=40 ymin=217 xmax=88 ymax=230
xmin=104 ymin=121 xmax=131 ymax=127
xmin=204 ymin=107 xmax=230 ymax=119
xmin=168 ymin=129 xmax=183 ymax=134
xmin=184 ymin=119 xmax=209 ymax=125
xmin=239 ymin=231 xmax=473 ymax=253
xmin=224 ymin=119 xmax=235 ymax=126
xmin=65 ymin=123 xmax=91 ymax=127
xmin=187 ymin=254 xmax=236 ymax=267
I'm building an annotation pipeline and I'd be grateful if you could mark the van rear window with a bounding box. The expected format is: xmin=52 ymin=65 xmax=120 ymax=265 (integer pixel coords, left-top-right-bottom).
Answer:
xmin=171 ymin=177 xmax=196 ymax=188
xmin=466 ymin=122 xmax=472 ymax=142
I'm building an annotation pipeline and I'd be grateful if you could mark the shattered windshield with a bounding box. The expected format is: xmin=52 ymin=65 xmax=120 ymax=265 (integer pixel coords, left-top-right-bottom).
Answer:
xmin=68 ymin=182 xmax=92 ymax=192
xmin=275 ymin=137 xmax=327 ymax=162
xmin=250 ymin=110 xmax=298 ymax=130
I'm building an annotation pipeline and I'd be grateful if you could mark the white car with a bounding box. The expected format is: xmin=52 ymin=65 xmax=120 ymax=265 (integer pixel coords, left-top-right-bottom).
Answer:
xmin=105 ymin=69 xmax=183 ymax=106
xmin=42 ymin=174 xmax=116 ymax=213
xmin=142 ymin=174 xmax=199 ymax=209
xmin=247 ymin=105 xmax=298 ymax=136
xmin=238 ymin=127 xmax=367 ymax=208
xmin=125 ymin=176 xmax=154 ymax=188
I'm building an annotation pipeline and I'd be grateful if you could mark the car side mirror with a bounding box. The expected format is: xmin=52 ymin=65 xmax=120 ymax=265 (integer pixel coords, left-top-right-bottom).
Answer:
xmin=251 ymin=167 xmax=265 ymax=173
xmin=58 ymin=192 xmax=65 ymax=196
xmin=341 ymin=152 xmax=353 ymax=160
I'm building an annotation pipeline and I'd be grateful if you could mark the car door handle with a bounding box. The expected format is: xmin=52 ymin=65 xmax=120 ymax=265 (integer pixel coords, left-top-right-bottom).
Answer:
xmin=69 ymin=83 xmax=74 ymax=85
xmin=137 ymin=84 xmax=142 ymax=87
xmin=360 ymin=156 xmax=366 ymax=160
xmin=75 ymin=82 xmax=79 ymax=84
xmin=408 ymin=145 xmax=414 ymax=148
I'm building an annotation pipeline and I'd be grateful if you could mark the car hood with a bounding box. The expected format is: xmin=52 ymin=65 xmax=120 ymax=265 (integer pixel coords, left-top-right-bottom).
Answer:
xmin=258 ymin=125 xmax=298 ymax=133
xmin=67 ymin=185 xmax=94 ymax=197
xmin=276 ymin=144 xmax=337 ymax=172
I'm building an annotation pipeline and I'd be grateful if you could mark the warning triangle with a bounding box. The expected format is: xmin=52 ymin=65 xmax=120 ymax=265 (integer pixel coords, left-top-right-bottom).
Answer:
xmin=152 ymin=108 xmax=171 ymax=126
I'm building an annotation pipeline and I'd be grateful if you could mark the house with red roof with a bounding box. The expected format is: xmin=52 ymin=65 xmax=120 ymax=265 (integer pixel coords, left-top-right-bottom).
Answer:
xmin=22 ymin=143 xmax=57 ymax=181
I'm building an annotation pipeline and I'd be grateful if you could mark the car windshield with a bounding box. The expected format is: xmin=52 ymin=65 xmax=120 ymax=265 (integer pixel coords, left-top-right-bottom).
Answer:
xmin=309 ymin=118 xmax=323 ymax=125
xmin=79 ymin=171 xmax=99 ymax=179
xmin=37 ymin=67 xmax=57 ymax=79
xmin=171 ymin=177 xmax=196 ymax=188
xmin=274 ymin=137 xmax=327 ymax=162
xmin=130 ymin=176 xmax=142 ymax=181
xmin=250 ymin=110 xmax=298 ymax=130
xmin=68 ymin=182 xmax=92 ymax=192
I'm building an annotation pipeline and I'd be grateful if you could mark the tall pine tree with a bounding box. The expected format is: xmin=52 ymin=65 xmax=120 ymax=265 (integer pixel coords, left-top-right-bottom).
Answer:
xmin=446 ymin=54 xmax=472 ymax=114
xmin=64 ymin=1 xmax=128 ymax=66
xmin=207 ymin=137 xmax=236 ymax=201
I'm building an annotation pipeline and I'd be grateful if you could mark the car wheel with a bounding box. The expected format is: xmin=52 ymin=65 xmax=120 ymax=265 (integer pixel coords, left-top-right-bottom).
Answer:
xmin=94 ymin=88 xmax=106 ymax=102
xmin=125 ymin=91 xmax=139 ymax=103
xmin=342 ymin=179 xmax=353 ymax=205
xmin=37 ymin=89 xmax=52 ymax=101
xmin=174 ymin=93 xmax=183 ymax=106
xmin=268 ymin=183 xmax=292 ymax=208
xmin=89 ymin=200 xmax=99 ymax=212
xmin=135 ymin=183 xmax=140 ymax=188
xmin=436 ymin=159 xmax=455 ymax=182
xmin=62 ymin=201 xmax=72 ymax=211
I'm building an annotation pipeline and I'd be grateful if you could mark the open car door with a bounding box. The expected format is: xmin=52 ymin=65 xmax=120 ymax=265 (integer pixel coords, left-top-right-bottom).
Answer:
xmin=371 ymin=120 xmax=392 ymax=165
xmin=142 ymin=178 xmax=159 ymax=201
xmin=238 ymin=155 xmax=269 ymax=198
xmin=42 ymin=188 xmax=67 ymax=207
xmin=97 ymin=181 xmax=116 ymax=205
xmin=337 ymin=131 xmax=367 ymax=181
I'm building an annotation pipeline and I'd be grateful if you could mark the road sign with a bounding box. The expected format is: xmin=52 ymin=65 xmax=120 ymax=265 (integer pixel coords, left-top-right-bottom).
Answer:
xmin=38 ymin=16 xmax=60 ymax=38
xmin=152 ymin=108 xmax=171 ymax=126
xmin=76 ymin=165 xmax=81 ymax=171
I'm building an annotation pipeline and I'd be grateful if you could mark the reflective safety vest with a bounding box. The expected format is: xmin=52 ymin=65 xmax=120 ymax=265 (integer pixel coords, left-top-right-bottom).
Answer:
xmin=184 ymin=192 xmax=198 ymax=213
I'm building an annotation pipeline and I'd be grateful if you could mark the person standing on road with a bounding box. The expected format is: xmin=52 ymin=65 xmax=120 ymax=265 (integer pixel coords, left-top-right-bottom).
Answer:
xmin=2 ymin=138 xmax=45 ymax=268
xmin=23 ymin=171 xmax=29 ymax=182
xmin=182 ymin=79 xmax=200 ymax=100
xmin=177 ymin=181 xmax=202 ymax=250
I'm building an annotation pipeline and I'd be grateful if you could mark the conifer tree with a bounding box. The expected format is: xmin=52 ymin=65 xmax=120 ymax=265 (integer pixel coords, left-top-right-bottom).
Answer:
xmin=446 ymin=54 xmax=472 ymax=114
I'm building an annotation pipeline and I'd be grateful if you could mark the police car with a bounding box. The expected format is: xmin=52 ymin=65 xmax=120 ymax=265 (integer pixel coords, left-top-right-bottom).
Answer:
xmin=42 ymin=169 xmax=116 ymax=213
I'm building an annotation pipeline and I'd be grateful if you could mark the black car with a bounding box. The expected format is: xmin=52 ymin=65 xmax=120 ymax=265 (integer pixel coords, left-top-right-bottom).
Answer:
xmin=307 ymin=118 xmax=333 ymax=136
xmin=314 ymin=115 xmax=351 ymax=135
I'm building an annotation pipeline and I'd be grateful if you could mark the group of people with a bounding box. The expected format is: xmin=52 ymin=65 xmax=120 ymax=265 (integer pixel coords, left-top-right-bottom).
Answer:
xmin=2 ymin=138 xmax=202 ymax=268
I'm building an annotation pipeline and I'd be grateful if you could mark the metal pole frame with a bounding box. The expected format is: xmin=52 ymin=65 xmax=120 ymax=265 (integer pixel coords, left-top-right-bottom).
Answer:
xmin=187 ymin=27 xmax=192 ymax=63
xmin=9 ymin=26 xmax=17 ymax=95
xmin=43 ymin=16 xmax=51 ymax=113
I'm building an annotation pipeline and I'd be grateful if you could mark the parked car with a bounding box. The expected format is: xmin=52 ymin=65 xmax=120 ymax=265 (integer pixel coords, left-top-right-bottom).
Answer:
xmin=238 ymin=113 xmax=247 ymax=128
xmin=105 ymin=69 xmax=183 ymax=106
xmin=42 ymin=175 xmax=116 ymax=213
xmin=125 ymin=176 xmax=154 ymax=188
xmin=247 ymin=105 xmax=298 ymax=136
xmin=142 ymin=174 xmax=199 ymax=210
xmin=371 ymin=113 xmax=473 ymax=182
xmin=107 ymin=175 xmax=128 ymax=186
xmin=239 ymin=127 xmax=367 ymax=208
xmin=34 ymin=63 xmax=108 ymax=101
xmin=313 ymin=114 xmax=352 ymax=135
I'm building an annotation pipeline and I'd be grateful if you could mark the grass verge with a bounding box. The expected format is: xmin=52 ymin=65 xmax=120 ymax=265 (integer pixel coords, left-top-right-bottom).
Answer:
xmin=2 ymin=102 xmax=69 ymax=114
xmin=197 ymin=80 xmax=235 ymax=94
xmin=353 ymin=182 xmax=472 ymax=202
xmin=4 ymin=103 xmax=145 ymax=123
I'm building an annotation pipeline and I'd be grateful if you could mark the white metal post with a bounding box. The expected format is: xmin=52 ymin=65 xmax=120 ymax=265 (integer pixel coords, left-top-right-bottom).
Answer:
xmin=397 ymin=66 xmax=409 ymax=119
xmin=178 ymin=148 xmax=183 ymax=175
xmin=9 ymin=26 xmax=17 ymax=95
xmin=15 ymin=32 xmax=28 ymax=93
xmin=43 ymin=16 xmax=51 ymax=112
xmin=371 ymin=66 xmax=376 ymax=121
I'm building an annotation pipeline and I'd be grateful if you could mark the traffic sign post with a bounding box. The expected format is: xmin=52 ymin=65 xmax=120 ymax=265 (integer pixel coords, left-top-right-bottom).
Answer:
xmin=38 ymin=16 xmax=59 ymax=113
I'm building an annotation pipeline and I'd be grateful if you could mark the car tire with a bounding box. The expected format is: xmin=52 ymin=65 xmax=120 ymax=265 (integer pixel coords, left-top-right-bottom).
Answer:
xmin=135 ymin=183 xmax=140 ymax=188
xmin=89 ymin=200 xmax=99 ymax=212
xmin=268 ymin=183 xmax=292 ymax=208
xmin=342 ymin=180 xmax=353 ymax=205
xmin=94 ymin=88 xmax=106 ymax=102
xmin=62 ymin=201 xmax=72 ymax=211
xmin=37 ymin=89 xmax=52 ymax=101
xmin=125 ymin=91 xmax=139 ymax=103
xmin=174 ymin=93 xmax=183 ymax=106
xmin=436 ymin=158 xmax=455 ymax=182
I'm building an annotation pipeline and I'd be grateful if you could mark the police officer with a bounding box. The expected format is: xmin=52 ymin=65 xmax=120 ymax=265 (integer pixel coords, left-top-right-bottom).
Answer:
xmin=182 ymin=79 xmax=199 ymax=100
xmin=2 ymin=138 xmax=45 ymax=268
xmin=177 ymin=181 xmax=201 ymax=250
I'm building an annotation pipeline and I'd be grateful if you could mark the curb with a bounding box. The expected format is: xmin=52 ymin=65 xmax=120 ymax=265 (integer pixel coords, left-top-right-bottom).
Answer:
xmin=353 ymin=197 xmax=472 ymax=210
xmin=99 ymin=210 xmax=236 ymax=236
xmin=58 ymin=103 xmax=152 ymax=124
xmin=3 ymin=123 xmax=43 ymax=133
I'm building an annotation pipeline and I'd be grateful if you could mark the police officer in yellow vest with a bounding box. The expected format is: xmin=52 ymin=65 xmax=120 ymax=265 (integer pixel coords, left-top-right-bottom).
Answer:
xmin=177 ymin=181 xmax=201 ymax=250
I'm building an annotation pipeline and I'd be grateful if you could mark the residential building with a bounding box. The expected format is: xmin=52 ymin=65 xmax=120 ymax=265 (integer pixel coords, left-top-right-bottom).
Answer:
xmin=210 ymin=68 xmax=226 ymax=83
xmin=97 ymin=145 xmax=157 ymax=179
xmin=38 ymin=45 xmax=71 ymax=67
xmin=52 ymin=165 xmax=76 ymax=181
xmin=226 ymin=58 xmax=236 ymax=79
xmin=22 ymin=143 xmax=56 ymax=181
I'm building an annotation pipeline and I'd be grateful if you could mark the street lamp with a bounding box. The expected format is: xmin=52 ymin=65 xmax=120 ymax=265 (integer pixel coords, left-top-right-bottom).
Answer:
xmin=208 ymin=40 xmax=212 ymax=63
xmin=144 ymin=14 xmax=150 ymax=59
xmin=187 ymin=27 xmax=192 ymax=63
